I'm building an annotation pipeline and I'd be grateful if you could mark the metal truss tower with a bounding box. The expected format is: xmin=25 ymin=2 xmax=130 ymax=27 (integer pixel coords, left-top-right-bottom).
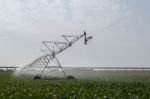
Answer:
xmin=19 ymin=31 xmax=92 ymax=78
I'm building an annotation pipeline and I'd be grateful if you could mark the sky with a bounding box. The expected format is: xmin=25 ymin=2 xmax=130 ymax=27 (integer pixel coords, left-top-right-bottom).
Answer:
xmin=0 ymin=0 xmax=150 ymax=67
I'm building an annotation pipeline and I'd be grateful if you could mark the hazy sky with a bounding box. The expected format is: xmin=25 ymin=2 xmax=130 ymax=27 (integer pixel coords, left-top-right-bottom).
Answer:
xmin=0 ymin=0 xmax=150 ymax=67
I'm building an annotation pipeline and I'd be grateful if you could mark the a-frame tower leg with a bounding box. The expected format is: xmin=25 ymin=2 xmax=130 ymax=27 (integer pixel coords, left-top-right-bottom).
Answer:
xmin=39 ymin=55 xmax=67 ymax=78
xmin=55 ymin=56 xmax=67 ymax=78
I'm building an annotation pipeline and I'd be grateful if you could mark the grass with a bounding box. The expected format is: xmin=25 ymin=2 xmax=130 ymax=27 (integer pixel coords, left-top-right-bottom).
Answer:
xmin=0 ymin=71 xmax=150 ymax=98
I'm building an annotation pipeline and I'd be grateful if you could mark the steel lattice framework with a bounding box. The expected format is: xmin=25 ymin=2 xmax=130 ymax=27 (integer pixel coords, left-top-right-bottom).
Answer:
xmin=19 ymin=31 xmax=92 ymax=78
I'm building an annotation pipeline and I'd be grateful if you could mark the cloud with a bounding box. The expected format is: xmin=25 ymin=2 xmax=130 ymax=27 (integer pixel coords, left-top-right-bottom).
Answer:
xmin=0 ymin=0 xmax=149 ymax=67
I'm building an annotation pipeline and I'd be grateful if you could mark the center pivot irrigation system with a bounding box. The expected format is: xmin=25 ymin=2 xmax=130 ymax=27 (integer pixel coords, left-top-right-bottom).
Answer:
xmin=19 ymin=31 xmax=92 ymax=79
